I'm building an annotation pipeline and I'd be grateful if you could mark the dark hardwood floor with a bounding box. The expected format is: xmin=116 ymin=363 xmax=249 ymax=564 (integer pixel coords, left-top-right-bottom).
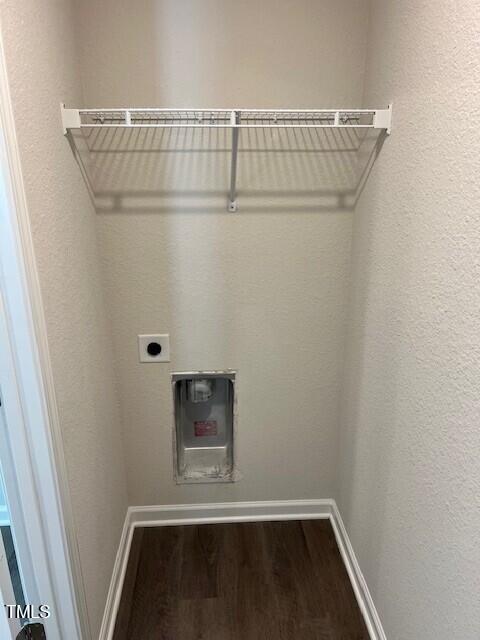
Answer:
xmin=114 ymin=520 xmax=369 ymax=640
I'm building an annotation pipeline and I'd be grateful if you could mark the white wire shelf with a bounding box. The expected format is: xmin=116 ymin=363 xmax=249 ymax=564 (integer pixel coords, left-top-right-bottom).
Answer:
xmin=62 ymin=105 xmax=392 ymax=132
xmin=61 ymin=104 xmax=392 ymax=211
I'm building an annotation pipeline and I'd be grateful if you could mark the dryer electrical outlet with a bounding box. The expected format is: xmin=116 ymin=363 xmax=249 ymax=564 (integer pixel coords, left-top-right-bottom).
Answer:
xmin=138 ymin=334 xmax=170 ymax=362
xmin=172 ymin=371 xmax=236 ymax=484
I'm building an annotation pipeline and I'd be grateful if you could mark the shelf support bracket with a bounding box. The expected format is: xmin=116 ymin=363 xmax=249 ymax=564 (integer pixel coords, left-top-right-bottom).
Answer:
xmin=228 ymin=110 xmax=240 ymax=212
xmin=60 ymin=103 xmax=80 ymax=135
xmin=373 ymin=103 xmax=393 ymax=135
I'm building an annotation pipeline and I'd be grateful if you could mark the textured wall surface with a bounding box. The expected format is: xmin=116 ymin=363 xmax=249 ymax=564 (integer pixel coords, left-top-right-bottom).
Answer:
xmin=337 ymin=2 xmax=480 ymax=639
xmin=0 ymin=1 xmax=128 ymax=636
xmin=75 ymin=0 xmax=368 ymax=108
xmin=74 ymin=0 xmax=370 ymax=505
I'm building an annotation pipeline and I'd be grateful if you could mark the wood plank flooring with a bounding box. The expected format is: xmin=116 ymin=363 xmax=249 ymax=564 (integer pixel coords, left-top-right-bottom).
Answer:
xmin=114 ymin=520 xmax=369 ymax=640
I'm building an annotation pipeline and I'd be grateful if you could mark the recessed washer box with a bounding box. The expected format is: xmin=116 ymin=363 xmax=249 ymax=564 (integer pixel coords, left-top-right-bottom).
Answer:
xmin=172 ymin=371 xmax=236 ymax=484
xmin=138 ymin=334 xmax=170 ymax=362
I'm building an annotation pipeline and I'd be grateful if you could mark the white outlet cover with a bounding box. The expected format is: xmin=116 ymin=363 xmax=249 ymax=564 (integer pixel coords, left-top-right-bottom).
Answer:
xmin=138 ymin=334 xmax=170 ymax=362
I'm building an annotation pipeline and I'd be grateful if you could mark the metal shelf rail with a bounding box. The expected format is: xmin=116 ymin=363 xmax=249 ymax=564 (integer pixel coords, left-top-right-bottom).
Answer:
xmin=61 ymin=104 xmax=392 ymax=212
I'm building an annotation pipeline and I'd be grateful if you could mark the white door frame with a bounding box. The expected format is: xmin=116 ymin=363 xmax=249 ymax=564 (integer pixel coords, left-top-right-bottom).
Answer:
xmin=0 ymin=30 xmax=90 ymax=640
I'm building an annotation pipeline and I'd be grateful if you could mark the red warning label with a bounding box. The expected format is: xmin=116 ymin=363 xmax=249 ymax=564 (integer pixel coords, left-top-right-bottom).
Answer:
xmin=194 ymin=420 xmax=218 ymax=437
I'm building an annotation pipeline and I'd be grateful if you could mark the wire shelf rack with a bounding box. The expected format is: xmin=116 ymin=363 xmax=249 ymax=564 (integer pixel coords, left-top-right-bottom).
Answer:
xmin=62 ymin=106 xmax=391 ymax=130
xmin=61 ymin=104 xmax=392 ymax=211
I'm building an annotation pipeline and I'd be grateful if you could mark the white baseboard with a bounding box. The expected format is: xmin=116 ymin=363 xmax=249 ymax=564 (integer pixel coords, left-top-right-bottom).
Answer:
xmin=99 ymin=499 xmax=386 ymax=640
xmin=330 ymin=502 xmax=387 ymax=640
xmin=98 ymin=511 xmax=135 ymax=640
xmin=129 ymin=498 xmax=335 ymax=527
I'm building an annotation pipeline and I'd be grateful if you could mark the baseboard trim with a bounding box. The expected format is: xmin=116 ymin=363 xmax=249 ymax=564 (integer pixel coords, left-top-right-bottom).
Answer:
xmin=98 ymin=510 xmax=135 ymax=640
xmin=330 ymin=502 xmax=387 ymax=640
xmin=129 ymin=498 xmax=334 ymax=527
xmin=99 ymin=499 xmax=386 ymax=640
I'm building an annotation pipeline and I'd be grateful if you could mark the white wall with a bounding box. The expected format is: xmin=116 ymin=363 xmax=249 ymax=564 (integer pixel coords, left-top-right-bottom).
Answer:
xmin=0 ymin=1 xmax=128 ymax=636
xmin=74 ymin=0 xmax=370 ymax=505
xmin=338 ymin=2 xmax=480 ymax=639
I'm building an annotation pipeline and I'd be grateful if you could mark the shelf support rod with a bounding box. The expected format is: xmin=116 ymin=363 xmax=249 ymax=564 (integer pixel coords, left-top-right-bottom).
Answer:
xmin=228 ymin=110 xmax=240 ymax=212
